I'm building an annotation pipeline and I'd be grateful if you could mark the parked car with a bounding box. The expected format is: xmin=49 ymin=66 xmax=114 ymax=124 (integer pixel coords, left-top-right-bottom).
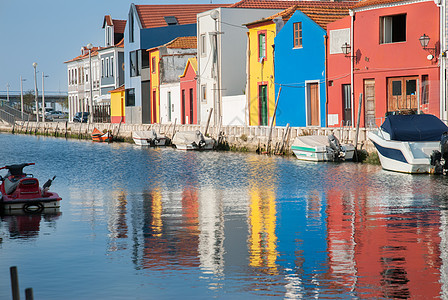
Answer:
xmin=73 ymin=112 xmax=89 ymax=123
xmin=47 ymin=111 xmax=66 ymax=121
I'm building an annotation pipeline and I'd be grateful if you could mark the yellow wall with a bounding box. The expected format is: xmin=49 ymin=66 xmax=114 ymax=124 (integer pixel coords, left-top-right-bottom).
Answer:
xmin=149 ymin=50 xmax=160 ymax=123
xmin=110 ymin=90 xmax=125 ymax=123
xmin=248 ymin=23 xmax=277 ymax=126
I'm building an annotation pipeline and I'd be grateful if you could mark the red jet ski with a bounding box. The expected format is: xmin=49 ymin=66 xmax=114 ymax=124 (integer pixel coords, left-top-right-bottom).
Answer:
xmin=0 ymin=163 xmax=61 ymax=213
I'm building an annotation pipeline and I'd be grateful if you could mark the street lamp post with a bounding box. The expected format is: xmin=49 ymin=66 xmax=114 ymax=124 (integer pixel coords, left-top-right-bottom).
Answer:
xmin=42 ymin=72 xmax=49 ymax=121
xmin=87 ymin=43 xmax=94 ymax=123
xmin=20 ymin=76 xmax=26 ymax=120
xmin=32 ymin=62 xmax=39 ymax=122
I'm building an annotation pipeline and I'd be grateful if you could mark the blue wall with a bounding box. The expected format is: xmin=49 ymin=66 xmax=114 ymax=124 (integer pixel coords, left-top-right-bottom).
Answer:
xmin=274 ymin=11 xmax=326 ymax=127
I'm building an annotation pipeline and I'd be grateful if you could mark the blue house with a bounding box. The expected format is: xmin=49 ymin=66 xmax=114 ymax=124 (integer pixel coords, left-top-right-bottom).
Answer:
xmin=274 ymin=4 xmax=349 ymax=127
xmin=124 ymin=3 xmax=223 ymax=124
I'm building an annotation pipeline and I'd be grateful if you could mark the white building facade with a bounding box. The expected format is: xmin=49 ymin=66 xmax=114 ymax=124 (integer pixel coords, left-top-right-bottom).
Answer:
xmin=197 ymin=8 xmax=281 ymax=126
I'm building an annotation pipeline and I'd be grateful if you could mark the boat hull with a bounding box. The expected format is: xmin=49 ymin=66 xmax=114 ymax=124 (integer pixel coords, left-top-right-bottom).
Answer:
xmin=291 ymin=135 xmax=355 ymax=162
xmin=368 ymin=130 xmax=438 ymax=174
xmin=1 ymin=195 xmax=62 ymax=213
xmin=132 ymin=131 xmax=168 ymax=146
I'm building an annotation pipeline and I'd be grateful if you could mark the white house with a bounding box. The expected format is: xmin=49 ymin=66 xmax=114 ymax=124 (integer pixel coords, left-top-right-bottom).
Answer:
xmin=197 ymin=7 xmax=281 ymax=126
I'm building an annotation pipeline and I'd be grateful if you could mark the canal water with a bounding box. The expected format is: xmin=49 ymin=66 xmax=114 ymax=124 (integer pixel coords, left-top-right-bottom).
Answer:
xmin=0 ymin=133 xmax=447 ymax=299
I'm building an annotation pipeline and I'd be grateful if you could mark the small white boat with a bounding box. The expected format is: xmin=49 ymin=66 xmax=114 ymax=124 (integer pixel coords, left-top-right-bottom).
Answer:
xmin=368 ymin=114 xmax=448 ymax=174
xmin=132 ymin=130 xmax=168 ymax=146
xmin=172 ymin=130 xmax=215 ymax=150
xmin=291 ymin=134 xmax=355 ymax=162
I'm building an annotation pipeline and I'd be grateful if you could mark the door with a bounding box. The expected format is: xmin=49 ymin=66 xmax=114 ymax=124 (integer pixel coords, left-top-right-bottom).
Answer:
xmin=181 ymin=89 xmax=186 ymax=124
xmin=308 ymin=83 xmax=319 ymax=126
xmin=364 ymin=79 xmax=375 ymax=127
xmin=387 ymin=76 xmax=418 ymax=112
xmin=258 ymin=85 xmax=268 ymax=126
xmin=342 ymin=84 xmax=352 ymax=126
xmin=152 ymin=90 xmax=157 ymax=123
xmin=189 ymin=88 xmax=194 ymax=124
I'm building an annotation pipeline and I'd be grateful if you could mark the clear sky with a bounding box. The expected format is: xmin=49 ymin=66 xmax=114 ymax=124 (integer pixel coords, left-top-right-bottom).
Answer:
xmin=0 ymin=0 xmax=235 ymax=95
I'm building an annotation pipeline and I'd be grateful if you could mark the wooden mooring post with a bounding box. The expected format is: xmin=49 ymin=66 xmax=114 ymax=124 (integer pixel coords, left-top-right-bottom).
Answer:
xmin=10 ymin=266 xmax=34 ymax=300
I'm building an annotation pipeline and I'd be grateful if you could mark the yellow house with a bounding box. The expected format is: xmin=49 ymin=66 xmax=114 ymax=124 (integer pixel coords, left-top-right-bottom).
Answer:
xmin=245 ymin=6 xmax=297 ymax=126
xmin=109 ymin=85 xmax=125 ymax=123
xmin=148 ymin=48 xmax=161 ymax=123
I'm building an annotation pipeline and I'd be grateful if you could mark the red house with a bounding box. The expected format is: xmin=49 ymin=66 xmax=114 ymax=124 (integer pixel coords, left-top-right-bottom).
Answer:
xmin=179 ymin=57 xmax=198 ymax=124
xmin=327 ymin=0 xmax=440 ymax=128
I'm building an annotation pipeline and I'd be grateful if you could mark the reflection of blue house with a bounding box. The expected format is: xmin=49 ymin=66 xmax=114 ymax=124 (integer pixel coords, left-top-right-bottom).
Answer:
xmin=124 ymin=3 xmax=223 ymax=124
xmin=274 ymin=5 xmax=349 ymax=127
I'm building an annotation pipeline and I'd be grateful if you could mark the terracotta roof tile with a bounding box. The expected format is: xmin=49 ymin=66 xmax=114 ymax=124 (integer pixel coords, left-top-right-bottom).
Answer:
xmin=113 ymin=19 xmax=127 ymax=34
xmin=135 ymin=4 xmax=229 ymax=29
xmin=64 ymin=46 xmax=101 ymax=63
xmin=353 ymin=0 xmax=407 ymax=9
xmin=109 ymin=84 xmax=125 ymax=93
xmin=148 ymin=36 xmax=197 ymax=52
xmin=234 ymin=0 xmax=355 ymax=29
xmin=166 ymin=36 xmax=197 ymax=49
xmin=104 ymin=15 xmax=113 ymax=27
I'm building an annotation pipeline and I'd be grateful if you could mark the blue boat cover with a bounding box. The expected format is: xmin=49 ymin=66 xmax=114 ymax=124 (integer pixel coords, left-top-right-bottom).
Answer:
xmin=381 ymin=114 xmax=448 ymax=141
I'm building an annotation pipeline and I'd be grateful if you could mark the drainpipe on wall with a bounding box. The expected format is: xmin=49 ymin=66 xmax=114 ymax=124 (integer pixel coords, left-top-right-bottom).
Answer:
xmin=350 ymin=9 xmax=355 ymax=128
xmin=246 ymin=31 xmax=250 ymax=126
xmin=440 ymin=0 xmax=447 ymax=121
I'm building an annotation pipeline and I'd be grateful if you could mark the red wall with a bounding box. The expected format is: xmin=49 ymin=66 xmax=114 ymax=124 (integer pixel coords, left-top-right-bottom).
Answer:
xmin=180 ymin=63 xmax=197 ymax=124
xmin=327 ymin=2 xmax=440 ymax=128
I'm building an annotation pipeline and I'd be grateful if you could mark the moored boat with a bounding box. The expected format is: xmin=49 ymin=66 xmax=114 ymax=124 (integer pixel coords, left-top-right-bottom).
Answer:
xmin=0 ymin=163 xmax=61 ymax=213
xmin=92 ymin=127 xmax=112 ymax=142
xmin=172 ymin=130 xmax=215 ymax=150
xmin=291 ymin=134 xmax=355 ymax=162
xmin=368 ymin=114 xmax=448 ymax=174
xmin=132 ymin=130 xmax=169 ymax=146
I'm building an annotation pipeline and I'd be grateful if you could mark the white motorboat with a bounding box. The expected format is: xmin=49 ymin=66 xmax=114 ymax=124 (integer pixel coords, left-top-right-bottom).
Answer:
xmin=132 ymin=130 xmax=168 ymax=146
xmin=172 ymin=130 xmax=215 ymax=150
xmin=368 ymin=114 xmax=448 ymax=174
xmin=291 ymin=134 xmax=355 ymax=162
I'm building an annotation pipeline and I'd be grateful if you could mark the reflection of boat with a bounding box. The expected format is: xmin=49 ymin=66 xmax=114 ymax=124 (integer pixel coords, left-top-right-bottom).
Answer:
xmin=132 ymin=130 xmax=168 ymax=146
xmin=92 ymin=127 xmax=112 ymax=142
xmin=1 ymin=209 xmax=61 ymax=239
xmin=291 ymin=134 xmax=355 ymax=162
xmin=0 ymin=163 xmax=61 ymax=213
xmin=368 ymin=114 xmax=448 ymax=174
xmin=172 ymin=131 xmax=215 ymax=150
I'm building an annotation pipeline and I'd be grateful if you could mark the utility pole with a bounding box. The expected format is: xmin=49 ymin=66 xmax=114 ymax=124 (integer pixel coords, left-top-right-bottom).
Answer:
xmin=33 ymin=62 xmax=39 ymax=122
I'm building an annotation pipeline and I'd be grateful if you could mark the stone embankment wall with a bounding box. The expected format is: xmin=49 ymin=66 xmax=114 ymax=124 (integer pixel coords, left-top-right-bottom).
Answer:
xmin=1 ymin=120 xmax=375 ymax=154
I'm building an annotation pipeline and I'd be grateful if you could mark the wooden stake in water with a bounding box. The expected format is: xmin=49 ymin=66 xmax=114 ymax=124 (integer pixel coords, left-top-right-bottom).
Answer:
xmin=25 ymin=288 xmax=33 ymax=300
xmin=10 ymin=266 xmax=20 ymax=300
xmin=354 ymin=93 xmax=363 ymax=161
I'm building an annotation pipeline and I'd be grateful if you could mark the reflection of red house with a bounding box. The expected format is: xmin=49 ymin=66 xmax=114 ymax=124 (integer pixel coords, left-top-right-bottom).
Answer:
xmin=179 ymin=57 xmax=198 ymax=124
xmin=325 ymin=180 xmax=441 ymax=298
xmin=327 ymin=0 xmax=440 ymax=128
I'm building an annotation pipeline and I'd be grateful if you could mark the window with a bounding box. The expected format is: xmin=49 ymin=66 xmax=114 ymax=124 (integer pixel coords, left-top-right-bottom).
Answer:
xmin=151 ymin=56 xmax=156 ymax=73
xmin=106 ymin=58 xmax=109 ymax=77
xmin=129 ymin=11 xmax=134 ymax=43
xmin=380 ymin=14 xmax=406 ymax=44
xmin=142 ymin=52 xmax=149 ymax=69
xmin=258 ymin=32 xmax=266 ymax=61
xmin=101 ymin=59 xmax=105 ymax=77
xmin=126 ymin=88 xmax=135 ymax=106
xmin=130 ymin=51 xmax=139 ymax=77
xmin=422 ymin=75 xmax=429 ymax=105
xmin=110 ymin=57 xmax=114 ymax=77
xmin=201 ymin=84 xmax=207 ymax=102
xmin=164 ymin=16 xmax=178 ymax=26
xmin=293 ymin=22 xmax=302 ymax=48
xmin=106 ymin=26 xmax=112 ymax=46
xmin=200 ymin=34 xmax=206 ymax=56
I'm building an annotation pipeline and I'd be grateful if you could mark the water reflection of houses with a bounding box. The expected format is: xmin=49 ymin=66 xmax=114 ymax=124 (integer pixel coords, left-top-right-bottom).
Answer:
xmin=325 ymin=169 xmax=442 ymax=298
